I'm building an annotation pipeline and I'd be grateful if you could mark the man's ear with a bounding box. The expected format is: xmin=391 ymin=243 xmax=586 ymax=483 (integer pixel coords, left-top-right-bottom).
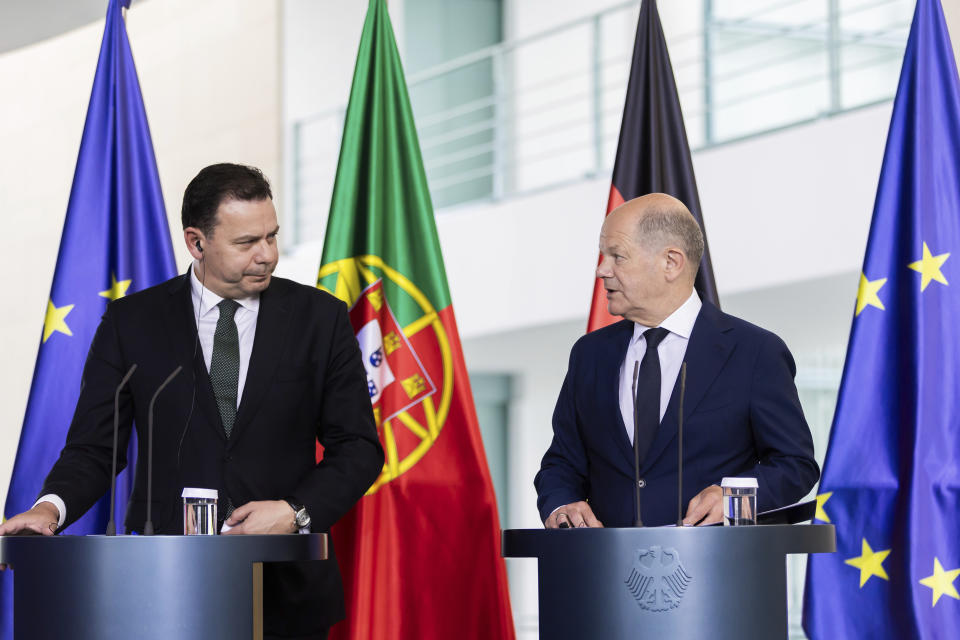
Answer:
xmin=663 ymin=247 xmax=687 ymax=283
xmin=184 ymin=228 xmax=205 ymax=260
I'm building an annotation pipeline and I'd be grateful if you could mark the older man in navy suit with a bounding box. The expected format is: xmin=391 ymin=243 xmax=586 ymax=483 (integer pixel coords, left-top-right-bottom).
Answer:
xmin=535 ymin=193 xmax=819 ymax=528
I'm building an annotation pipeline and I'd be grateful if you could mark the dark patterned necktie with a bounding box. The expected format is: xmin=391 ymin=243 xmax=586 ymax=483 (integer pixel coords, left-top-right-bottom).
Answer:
xmin=210 ymin=299 xmax=240 ymax=439
xmin=634 ymin=327 xmax=670 ymax=464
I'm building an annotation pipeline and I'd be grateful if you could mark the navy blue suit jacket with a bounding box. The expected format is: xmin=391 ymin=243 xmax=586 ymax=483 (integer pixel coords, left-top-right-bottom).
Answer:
xmin=535 ymin=301 xmax=819 ymax=527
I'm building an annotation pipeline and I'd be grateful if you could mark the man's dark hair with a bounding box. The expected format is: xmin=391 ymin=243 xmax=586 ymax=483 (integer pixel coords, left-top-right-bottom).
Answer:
xmin=181 ymin=163 xmax=272 ymax=236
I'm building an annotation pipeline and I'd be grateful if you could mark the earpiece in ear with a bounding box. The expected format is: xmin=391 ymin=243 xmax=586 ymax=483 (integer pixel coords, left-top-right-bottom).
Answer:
xmin=195 ymin=240 xmax=203 ymax=253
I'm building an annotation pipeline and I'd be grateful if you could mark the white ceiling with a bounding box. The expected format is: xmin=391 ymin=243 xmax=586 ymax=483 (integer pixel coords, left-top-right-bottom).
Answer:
xmin=0 ymin=0 xmax=147 ymax=56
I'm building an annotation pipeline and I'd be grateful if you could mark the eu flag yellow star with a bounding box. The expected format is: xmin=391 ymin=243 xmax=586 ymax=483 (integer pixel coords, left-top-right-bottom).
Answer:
xmin=908 ymin=242 xmax=949 ymax=291
xmin=856 ymin=273 xmax=887 ymax=316
xmin=43 ymin=300 xmax=75 ymax=343
xmin=98 ymin=273 xmax=132 ymax=301
xmin=919 ymin=558 xmax=960 ymax=606
xmin=814 ymin=492 xmax=833 ymax=523
xmin=844 ymin=538 xmax=891 ymax=587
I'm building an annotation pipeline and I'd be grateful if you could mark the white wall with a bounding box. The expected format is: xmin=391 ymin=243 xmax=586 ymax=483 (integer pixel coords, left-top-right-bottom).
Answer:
xmin=0 ymin=0 xmax=282 ymax=512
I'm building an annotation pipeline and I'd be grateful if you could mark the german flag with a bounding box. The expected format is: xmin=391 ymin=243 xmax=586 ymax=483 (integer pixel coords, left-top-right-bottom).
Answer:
xmin=588 ymin=0 xmax=719 ymax=331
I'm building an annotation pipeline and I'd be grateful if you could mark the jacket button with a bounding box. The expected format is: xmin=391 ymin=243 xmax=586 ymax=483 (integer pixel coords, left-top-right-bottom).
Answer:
xmin=224 ymin=454 xmax=232 ymax=462
xmin=637 ymin=479 xmax=646 ymax=488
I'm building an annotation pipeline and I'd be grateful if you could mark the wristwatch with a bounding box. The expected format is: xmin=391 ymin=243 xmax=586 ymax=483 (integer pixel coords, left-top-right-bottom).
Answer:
xmin=284 ymin=499 xmax=311 ymax=530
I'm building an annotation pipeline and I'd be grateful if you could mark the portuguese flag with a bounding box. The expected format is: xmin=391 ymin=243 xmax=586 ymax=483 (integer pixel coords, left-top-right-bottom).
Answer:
xmin=587 ymin=0 xmax=719 ymax=331
xmin=317 ymin=1 xmax=515 ymax=638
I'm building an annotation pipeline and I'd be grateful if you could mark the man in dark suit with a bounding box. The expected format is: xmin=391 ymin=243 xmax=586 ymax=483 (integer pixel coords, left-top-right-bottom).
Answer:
xmin=535 ymin=193 xmax=819 ymax=528
xmin=0 ymin=163 xmax=384 ymax=639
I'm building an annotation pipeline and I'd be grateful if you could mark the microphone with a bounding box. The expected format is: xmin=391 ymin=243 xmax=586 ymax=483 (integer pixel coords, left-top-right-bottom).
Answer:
xmin=143 ymin=366 xmax=183 ymax=535
xmin=631 ymin=360 xmax=643 ymax=527
xmin=677 ymin=362 xmax=687 ymax=527
xmin=106 ymin=364 xmax=138 ymax=536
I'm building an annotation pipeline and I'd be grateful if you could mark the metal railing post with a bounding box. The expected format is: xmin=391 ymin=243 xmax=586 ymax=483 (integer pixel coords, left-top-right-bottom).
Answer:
xmin=592 ymin=13 xmax=604 ymax=177
xmin=827 ymin=0 xmax=842 ymax=113
xmin=492 ymin=48 xmax=506 ymax=201
xmin=703 ymin=0 xmax=715 ymax=145
xmin=292 ymin=119 xmax=302 ymax=245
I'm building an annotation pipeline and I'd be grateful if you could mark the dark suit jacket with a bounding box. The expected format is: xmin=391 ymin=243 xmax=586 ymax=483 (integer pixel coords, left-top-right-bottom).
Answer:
xmin=535 ymin=301 xmax=819 ymax=527
xmin=41 ymin=273 xmax=384 ymax=636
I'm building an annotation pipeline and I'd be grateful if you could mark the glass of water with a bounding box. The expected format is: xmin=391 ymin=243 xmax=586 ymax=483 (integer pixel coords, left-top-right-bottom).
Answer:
xmin=721 ymin=477 xmax=758 ymax=526
xmin=182 ymin=487 xmax=218 ymax=535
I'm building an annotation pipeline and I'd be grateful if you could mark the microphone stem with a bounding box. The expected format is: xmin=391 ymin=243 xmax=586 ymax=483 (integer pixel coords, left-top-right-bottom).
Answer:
xmin=677 ymin=362 xmax=687 ymax=527
xmin=107 ymin=364 xmax=137 ymax=536
xmin=631 ymin=360 xmax=643 ymax=527
xmin=144 ymin=366 xmax=183 ymax=535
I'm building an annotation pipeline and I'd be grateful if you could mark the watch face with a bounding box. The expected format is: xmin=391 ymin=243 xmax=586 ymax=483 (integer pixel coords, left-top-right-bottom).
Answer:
xmin=295 ymin=509 xmax=311 ymax=528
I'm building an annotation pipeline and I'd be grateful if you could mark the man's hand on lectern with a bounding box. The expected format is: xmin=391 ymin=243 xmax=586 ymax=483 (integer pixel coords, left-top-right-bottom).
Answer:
xmin=0 ymin=502 xmax=61 ymax=570
xmin=221 ymin=500 xmax=297 ymax=535
xmin=682 ymin=485 xmax=723 ymax=526
xmin=544 ymin=501 xmax=603 ymax=529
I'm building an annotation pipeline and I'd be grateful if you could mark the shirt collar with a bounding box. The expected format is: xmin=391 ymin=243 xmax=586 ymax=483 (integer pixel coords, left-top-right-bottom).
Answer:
xmin=189 ymin=264 xmax=260 ymax=317
xmin=631 ymin=290 xmax=702 ymax=345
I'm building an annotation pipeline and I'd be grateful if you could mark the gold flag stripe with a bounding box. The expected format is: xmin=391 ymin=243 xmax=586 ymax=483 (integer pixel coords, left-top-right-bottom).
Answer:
xmin=396 ymin=411 xmax=430 ymax=441
xmin=360 ymin=264 xmax=378 ymax=286
xmin=424 ymin=396 xmax=440 ymax=440
xmin=403 ymin=312 xmax=437 ymax=338
xmin=382 ymin=419 xmax=401 ymax=477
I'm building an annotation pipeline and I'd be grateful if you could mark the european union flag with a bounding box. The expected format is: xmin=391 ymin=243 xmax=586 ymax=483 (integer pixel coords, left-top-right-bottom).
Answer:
xmin=803 ymin=0 xmax=960 ymax=637
xmin=1 ymin=0 xmax=175 ymax=635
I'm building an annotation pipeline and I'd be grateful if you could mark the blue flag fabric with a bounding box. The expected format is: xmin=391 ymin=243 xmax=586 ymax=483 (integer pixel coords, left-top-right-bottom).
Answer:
xmin=1 ymin=0 xmax=175 ymax=635
xmin=803 ymin=0 xmax=960 ymax=637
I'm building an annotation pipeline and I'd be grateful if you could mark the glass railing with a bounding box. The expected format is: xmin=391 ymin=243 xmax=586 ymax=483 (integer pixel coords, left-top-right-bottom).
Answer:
xmin=290 ymin=0 xmax=911 ymax=245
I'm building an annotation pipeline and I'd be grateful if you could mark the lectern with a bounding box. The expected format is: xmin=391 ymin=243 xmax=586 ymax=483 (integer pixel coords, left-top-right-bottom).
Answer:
xmin=0 ymin=533 xmax=327 ymax=640
xmin=503 ymin=524 xmax=834 ymax=639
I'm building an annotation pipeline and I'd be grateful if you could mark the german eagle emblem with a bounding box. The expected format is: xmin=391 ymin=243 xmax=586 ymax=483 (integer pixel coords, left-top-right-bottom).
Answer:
xmin=624 ymin=545 xmax=692 ymax=612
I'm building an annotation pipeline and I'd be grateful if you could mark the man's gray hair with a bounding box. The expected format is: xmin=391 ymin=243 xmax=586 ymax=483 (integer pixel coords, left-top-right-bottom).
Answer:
xmin=635 ymin=203 xmax=705 ymax=274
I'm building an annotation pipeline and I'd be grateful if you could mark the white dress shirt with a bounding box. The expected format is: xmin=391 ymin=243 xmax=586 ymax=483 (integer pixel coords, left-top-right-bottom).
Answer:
xmin=619 ymin=290 xmax=702 ymax=444
xmin=38 ymin=265 xmax=261 ymax=527
xmin=189 ymin=265 xmax=260 ymax=406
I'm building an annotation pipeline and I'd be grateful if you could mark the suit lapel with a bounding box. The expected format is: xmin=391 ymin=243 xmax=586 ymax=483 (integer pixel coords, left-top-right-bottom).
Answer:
xmin=164 ymin=273 xmax=225 ymax=443
xmin=642 ymin=302 xmax=736 ymax=471
xmin=230 ymin=278 xmax=292 ymax=444
xmin=596 ymin=321 xmax=641 ymax=472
